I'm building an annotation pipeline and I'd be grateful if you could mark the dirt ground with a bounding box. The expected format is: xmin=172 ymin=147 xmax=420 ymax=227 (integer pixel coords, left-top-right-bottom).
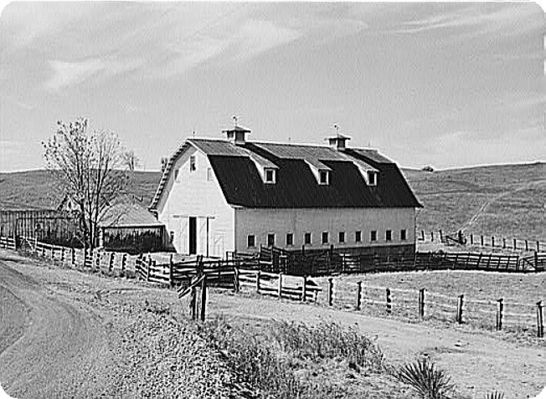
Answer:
xmin=1 ymin=249 xmax=545 ymax=398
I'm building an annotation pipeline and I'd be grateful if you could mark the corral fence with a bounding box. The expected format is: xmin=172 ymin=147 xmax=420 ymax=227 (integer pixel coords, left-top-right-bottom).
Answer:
xmin=252 ymin=245 xmax=545 ymax=276
xmin=320 ymin=278 xmax=544 ymax=338
xmin=418 ymin=229 xmax=544 ymax=253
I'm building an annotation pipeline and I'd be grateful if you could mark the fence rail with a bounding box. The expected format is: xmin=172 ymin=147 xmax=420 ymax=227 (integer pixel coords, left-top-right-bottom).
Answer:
xmin=417 ymin=229 xmax=544 ymax=253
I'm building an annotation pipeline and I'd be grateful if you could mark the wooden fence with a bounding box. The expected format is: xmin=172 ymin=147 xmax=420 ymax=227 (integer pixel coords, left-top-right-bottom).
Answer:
xmin=255 ymin=245 xmax=544 ymax=276
xmin=417 ymin=229 xmax=544 ymax=253
xmin=320 ymin=278 xmax=544 ymax=338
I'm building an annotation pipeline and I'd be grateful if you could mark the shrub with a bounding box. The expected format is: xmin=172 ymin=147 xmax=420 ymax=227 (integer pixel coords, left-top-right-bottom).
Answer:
xmin=397 ymin=357 xmax=455 ymax=399
xmin=270 ymin=320 xmax=385 ymax=372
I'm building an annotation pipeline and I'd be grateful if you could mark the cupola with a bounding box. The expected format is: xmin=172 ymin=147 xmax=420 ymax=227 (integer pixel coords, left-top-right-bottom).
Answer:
xmin=223 ymin=116 xmax=250 ymax=145
xmin=326 ymin=125 xmax=350 ymax=150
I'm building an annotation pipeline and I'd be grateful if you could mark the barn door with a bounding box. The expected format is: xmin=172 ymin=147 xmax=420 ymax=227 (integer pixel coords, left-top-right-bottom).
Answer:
xmin=189 ymin=217 xmax=197 ymax=255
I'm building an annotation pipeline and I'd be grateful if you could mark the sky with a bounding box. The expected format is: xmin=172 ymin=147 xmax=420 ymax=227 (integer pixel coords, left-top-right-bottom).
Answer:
xmin=0 ymin=2 xmax=545 ymax=172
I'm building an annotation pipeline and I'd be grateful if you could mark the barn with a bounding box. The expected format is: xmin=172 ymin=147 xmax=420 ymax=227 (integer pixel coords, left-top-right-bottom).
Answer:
xmin=149 ymin=125 xmax=422 ymax=258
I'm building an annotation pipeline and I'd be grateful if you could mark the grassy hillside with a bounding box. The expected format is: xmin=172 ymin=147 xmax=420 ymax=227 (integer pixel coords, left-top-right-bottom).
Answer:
xmin=1 ymin=163 xmax=544 ymax=240
xmin=0 ymin=170 xmax=161 ymax=210
xmin=404 ymin=162 xmax=546 ymax=240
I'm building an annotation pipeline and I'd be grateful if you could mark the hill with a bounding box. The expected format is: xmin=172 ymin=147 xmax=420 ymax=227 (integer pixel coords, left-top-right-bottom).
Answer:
xmin=1 ymin=163 xmax=544 ymax=240
xmin=403 ymin=162 xmax=546 ymax=240
xmin=0 ymin=170 xmax=162 ymax=210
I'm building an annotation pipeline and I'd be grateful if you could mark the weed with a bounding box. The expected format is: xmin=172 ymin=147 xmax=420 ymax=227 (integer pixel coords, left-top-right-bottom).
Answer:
xmin=397 ymin=357 xmax=455 ymax=399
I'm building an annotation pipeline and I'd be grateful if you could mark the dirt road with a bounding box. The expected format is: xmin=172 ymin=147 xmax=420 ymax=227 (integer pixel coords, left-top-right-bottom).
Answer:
xmin=0 ymin=254 xmax=117 ymax=398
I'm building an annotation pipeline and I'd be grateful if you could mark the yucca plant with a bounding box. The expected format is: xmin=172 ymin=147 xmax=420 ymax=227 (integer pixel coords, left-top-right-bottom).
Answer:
xmin=484 ymin=392 xmax=504 ymax=399
xmin=397 ymin=357 xmax=455 ymax=399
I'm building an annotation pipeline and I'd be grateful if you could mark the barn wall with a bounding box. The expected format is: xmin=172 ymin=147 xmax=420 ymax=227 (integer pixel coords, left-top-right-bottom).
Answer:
xmin=156 ymin=146 xmax=234 ymax=257
xmin=234 ymin=207 xmax=416 ymax=254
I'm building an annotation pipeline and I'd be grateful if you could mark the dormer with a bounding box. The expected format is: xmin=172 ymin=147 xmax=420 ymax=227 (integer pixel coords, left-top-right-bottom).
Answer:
xmin=367 ymin=171 xmax=378 ymax=186
xmin=350 ymin=157 xmax=379 ymax=186
xmin=244 ymin=150 xmax=279 ymax=184
xmin=223 ymin=125 xmax=250 ymax=145
xmin=305 ymin=159 xmax=332 ymax=185
xmin=327 ymin=134 xmax=351 ymax=151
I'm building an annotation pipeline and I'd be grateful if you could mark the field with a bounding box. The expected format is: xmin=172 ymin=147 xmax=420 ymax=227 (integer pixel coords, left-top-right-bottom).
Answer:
xmin=2 ymin=249 xmax=545 ymax=399
xmin=2 ymin=162 xmax=545 ymax=241
xmin=403 ymin=162 xmax=546 ymax=240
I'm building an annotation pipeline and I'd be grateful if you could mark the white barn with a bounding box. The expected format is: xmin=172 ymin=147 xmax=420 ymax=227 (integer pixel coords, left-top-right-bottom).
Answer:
xmin=149 ymin=126 xmax=422 ymax=258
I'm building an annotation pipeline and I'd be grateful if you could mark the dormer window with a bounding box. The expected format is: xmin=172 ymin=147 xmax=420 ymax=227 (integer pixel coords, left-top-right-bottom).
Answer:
xmin=367 ymin=171 xmax=377 ymax=186
xmin=319 ymin=170 xmax=330 ymax=185
xmin=265 ymin=168 xmax=276 ymax=184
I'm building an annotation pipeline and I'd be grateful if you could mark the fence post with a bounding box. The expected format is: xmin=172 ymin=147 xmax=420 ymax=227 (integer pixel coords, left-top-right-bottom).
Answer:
xmin=456 ymin=295 xmax=464 ymax=324
xmin=71 ymin=247 xmax=75 ymax=266
xmin=278 ymin=273 xmax=283 ymax=299
xmin=302 ymin=276 xmax=307 ymax=302
xmin=327 ymin=277 xmax=333 ymax=306
xmin=496 ymin=298 xmax=503 ymax=331
xmin=121 ymin=253 xmax=127 ymax=276
xmin=233 ymin=267 xmax=240 ymax=293
xmin=190 ymin=286 xmax=197 ymax=320
xmin=535 ymin=251 xmax=539 ymax=270
xmin=42 ymin=244 xmax=46 ymax=257
xmin=492 ymin=237 xmax=495 ymax=247
xmin=421 ymin=230 xmax=425 ymax=241
xmin=200 ymin=275 xmax=207 ymax=322
xmin=502 ymin=238 xmax=506 ymax=249
xmin=537 ymin=241 xmax=541 ymax=253
xmin=470 ymin=234 xmax=473 ymax=245
xmin=61 ymin=247 xmax=65 ymax=263
xmin=513 ymin=238 xmax=517 ymax=250
xmin=256 ymin=271 xmax=261 ymax=293
xmin=146 ymin=255 xmax=151 ymax=282
xmin=431 ymin=231 xmax=434 ymax=242
xmin=109 ymin=252 xmax=114 ymax=273
xmin=386 ymin=288 xmax=392 ymax=314
xmin=481 ymin=235 xmax=484 ymax=246
xmin=439 ymin=230 xmax=443 ymax=242
xmin=355 ymin=281 xmax=362 ymax=311
xmin=418 ymin=288 xmax=425 ymax=319
xmin=537 ymin=301 xmax=544 ymax=338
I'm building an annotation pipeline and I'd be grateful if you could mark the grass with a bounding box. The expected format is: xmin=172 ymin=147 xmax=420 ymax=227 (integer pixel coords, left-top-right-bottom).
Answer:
xmin=403 ymin=162 xmax=546 ymax=239
xmin=397 ymin=357 xmax=455 ymax=399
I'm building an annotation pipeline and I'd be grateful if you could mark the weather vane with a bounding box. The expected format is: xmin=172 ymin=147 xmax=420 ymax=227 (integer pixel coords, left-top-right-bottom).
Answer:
xmin=333 ymin=124 xmax=340 ymax=137
xmin=232 ymin=115 xmax=238 ymax=127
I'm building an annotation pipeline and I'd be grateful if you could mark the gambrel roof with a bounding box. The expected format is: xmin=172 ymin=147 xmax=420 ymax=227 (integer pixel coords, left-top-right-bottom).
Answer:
xmin=149 ymin=138 xmax=422 ymax=210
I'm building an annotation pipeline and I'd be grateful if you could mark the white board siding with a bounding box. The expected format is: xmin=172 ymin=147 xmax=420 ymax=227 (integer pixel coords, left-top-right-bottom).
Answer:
xmin=234 ymin=207 xmax=416 ymax=252
xmin=156 ymin=146 xmax=234 ymax=257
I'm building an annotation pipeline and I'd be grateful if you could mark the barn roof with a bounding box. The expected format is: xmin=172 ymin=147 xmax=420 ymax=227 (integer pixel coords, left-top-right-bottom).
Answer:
xmin=150 ymin=137 xmax=422 ymax=210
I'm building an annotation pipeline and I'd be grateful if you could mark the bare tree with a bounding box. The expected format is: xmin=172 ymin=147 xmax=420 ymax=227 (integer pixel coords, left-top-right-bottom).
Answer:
xmin=43 ymin=118 xmax=133 ymax=249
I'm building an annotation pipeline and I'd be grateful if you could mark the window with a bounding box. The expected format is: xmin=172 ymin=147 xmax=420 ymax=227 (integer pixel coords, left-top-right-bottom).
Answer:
xmin=319 ymin=170 xmax=329 ymax=185
xmin=267 ymin=233 xmax=275 ymax=247
xmin=304 ymin=232 xmax=312 ymax=245
xmin=207 ymin=167 xmax=213 ymax=181
xmin=247 ymin=235 xmax=256 ymax=248
xmin=370 ymin=230 xmax=377 ymax=242
xmin=386 ymin=230 xmax=392 ymax=241
xmin=265 ymin=168 xmax=276 ymax=184
xmin=339 ymin=231 xmax=345 ymax=243
xmin=170 ymin=231 xmax=175 ymax=243
xmin=322 ymin=232 xmax=329 ymax=244
xmin=286 ymin=233 xmax=294 ymax=246
xmin=355 ymin=231 xmax=362 ymax=243
xmin=367 ymin=171 xmax=377 ymax=186
xmin=174 ymin=169 xmax=179 ymax=180
xmin=190 ymin=155 xmax=196 ymax=172
xmin=400 ymin=229 xmax=407 ymax=241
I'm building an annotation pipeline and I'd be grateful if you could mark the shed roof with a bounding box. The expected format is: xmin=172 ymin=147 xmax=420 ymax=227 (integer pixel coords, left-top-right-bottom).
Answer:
xmin=100 ymin=202 xmax=163 ymax=228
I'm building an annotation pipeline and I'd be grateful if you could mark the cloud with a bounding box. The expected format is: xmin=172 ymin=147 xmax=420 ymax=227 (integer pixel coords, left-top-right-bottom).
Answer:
xmin=45 ymin=58 xmax=143 ymax=91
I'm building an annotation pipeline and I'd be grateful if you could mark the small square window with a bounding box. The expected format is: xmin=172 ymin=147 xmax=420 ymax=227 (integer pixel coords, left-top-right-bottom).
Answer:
xmin=386 ymin=230 xmax=392 ymax=241
xmin=265 ymin=169 xmax=276 ymax=184
xmin=247 ymin=235 xmax=256 ymax=248
xmin=355 ymin=231 xmax=362 ymax=242
xmin=367 ymin=171 xmax=377 ymax=186
xmin=267 ymin=233 xmax=275 ymax=247
xmin=370 ymin=230 xmax=377 ymax=242
xmin=400 ymin=229 xmax=407 ymax=241
xmin=286 ymin=233 xmax=294 ymax=246
xmin=190 ymin=155 xmax=196 ymax=172
xmin=304 ymin=233 xmax=312 ymax=245
xmin=322 ymin=232 xmax=329 ymax=244
xmin=339 ymin=231 xmax=345 ymax=243
xmin=319 ymin=170 xmax=329 ymax=185
xmin=170 ymin=231 xmax=175 ymax=243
